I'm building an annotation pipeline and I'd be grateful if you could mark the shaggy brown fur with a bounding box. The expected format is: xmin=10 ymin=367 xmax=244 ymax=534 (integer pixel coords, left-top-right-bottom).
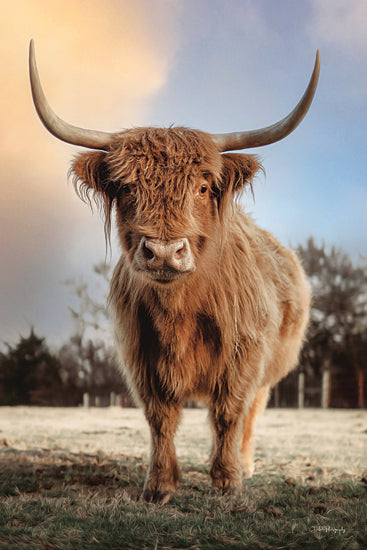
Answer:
xmin=72 ymin=126 xmax=310 ymax=502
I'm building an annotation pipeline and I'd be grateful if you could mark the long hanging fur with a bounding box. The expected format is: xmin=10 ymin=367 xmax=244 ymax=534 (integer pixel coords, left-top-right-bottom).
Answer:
xmin=71 ymin=126 xmax=310 ymax=502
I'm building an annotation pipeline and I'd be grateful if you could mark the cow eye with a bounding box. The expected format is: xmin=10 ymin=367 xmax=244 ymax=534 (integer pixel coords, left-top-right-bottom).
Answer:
xmin=121 ymin=183 xmax=133 ymax=195
xmin=200 ymin=184 xmax=208 ymax=194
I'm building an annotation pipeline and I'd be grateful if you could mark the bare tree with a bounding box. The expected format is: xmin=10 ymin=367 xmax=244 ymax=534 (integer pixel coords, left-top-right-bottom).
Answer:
xmin=298 ymin=238 xmax=367 ymax=407
xmin=61 ymin=263 xmax=128 ymax=399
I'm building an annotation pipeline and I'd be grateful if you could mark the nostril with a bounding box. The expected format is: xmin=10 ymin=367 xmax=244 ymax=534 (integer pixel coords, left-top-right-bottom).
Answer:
xmin=143 ymin=241 xmax=155 ymax=261
xmin=174 ymin=244 xmax=184 ymax=258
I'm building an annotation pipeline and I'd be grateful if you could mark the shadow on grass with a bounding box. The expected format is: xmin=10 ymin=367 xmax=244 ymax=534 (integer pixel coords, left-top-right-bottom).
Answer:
xmin=0 ymin=449 xmax=366 ymax=549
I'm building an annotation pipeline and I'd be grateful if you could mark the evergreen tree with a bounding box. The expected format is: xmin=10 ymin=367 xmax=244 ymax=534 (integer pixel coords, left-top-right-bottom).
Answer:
xmin=0 ymin=329 xmax=63 ymax=405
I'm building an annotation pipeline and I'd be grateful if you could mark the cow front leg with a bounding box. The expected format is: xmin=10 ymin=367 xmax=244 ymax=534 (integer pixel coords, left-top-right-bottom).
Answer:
xmin=209 ymin=398 xmax=245 ymax=497
xmin=141 ymin=401 xmax=181 ymax=504
xmin=241 ymin=385 xmax=270 ymax=478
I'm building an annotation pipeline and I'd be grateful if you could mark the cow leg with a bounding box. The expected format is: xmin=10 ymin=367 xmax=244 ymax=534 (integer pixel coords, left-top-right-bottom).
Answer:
xmin=141 ymin=401 xmax=181 ymax=504
xmin=208 ymin=396 xmax=246 ymax=497
xmin=241 ymin=385 xmax=270 ymax=478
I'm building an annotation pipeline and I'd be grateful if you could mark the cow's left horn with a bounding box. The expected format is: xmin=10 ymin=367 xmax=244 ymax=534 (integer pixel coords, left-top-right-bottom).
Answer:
xmin=211 ymin=50 xmax=320 ymax=152
xmin=29 ymin=39 xmax=113 ymax=150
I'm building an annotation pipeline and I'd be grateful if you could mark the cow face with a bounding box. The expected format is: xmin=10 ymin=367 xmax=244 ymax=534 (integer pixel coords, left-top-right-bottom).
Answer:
xmin=72 ymin=127 xmax=260 ymax=285
xmin=29 ymin=43 xmax=319 ymax=283
xmin=29 ymin=43 xmax=317 ymax=285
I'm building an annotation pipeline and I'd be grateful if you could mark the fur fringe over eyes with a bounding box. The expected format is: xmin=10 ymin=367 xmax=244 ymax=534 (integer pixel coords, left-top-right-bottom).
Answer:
xmin=70 ymin=127 xmax=262 ymax=244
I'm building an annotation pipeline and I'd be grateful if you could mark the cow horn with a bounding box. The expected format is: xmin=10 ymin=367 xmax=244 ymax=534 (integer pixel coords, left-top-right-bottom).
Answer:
xmin=211 ymin=50 xmax=320 ymax=152
xmin=29 ymin=39 xmax=112 ymax=150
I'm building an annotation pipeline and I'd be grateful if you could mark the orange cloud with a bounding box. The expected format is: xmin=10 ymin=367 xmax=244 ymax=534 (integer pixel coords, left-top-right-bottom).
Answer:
xmin=1 ymin=0 xmax=178 ymax=159
xmin=1 ymin=0 xmax=179 ymax=207
xmin=0 ymin=0 xmax=179 ymax=343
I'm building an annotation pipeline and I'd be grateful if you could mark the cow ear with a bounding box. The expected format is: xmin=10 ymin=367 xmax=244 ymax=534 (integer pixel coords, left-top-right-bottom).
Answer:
xmin=71 ymin=151 xmax=117 ymax=200
xmin=215 ymin=153 xmax=261 ymax=216
xmin=71 ymin=151 xmax=116 ymax=240
xmin=220 ymin=153 xmax=261 ymax=193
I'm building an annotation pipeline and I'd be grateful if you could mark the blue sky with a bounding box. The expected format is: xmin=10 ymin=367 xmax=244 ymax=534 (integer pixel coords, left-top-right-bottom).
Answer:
xmin=150 ymin=1 xmax=367 ymax=255
xmin=1 ymin=0 xmax=366 ymax=347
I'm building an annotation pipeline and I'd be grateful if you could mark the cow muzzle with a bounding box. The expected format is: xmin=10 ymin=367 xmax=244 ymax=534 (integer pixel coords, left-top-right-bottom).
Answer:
xmin=134 ymin=237 xmax=195 ymax=282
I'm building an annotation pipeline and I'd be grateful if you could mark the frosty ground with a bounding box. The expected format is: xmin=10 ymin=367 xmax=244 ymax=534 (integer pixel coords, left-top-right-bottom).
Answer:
xmin=1 ymin=406 xmax=366 ymax=482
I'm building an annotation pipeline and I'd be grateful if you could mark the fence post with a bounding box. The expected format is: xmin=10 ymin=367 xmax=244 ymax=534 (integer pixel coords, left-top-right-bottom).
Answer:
xmin=298 ymin=372 xmax=305 ymax=408
xmin=83 ymin=392 xmax=90 ymax=408
xmin=95 ymin=396 xmax=101 ymax=407
xmin=358 ymin=370 xmax=364 ymax=409
xmin=110 ymin=392 xmax=117 ymax=407
xmin=273 ymin=384 xmax=279 ymax=408
xmin=321 ymin=370 xmax=330 ymax=408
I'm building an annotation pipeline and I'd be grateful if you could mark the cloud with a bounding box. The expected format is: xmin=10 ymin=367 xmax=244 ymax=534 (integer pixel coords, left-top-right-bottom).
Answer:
xmin=1 ymin=0 xmax=178 ymax=158
xmin=0 ymin=0 xmax=179 ymax=344
xmin=311 ymin=0 xmax=367 ymax=55
xmin=310 ymin=0 xmax=367 ymax=97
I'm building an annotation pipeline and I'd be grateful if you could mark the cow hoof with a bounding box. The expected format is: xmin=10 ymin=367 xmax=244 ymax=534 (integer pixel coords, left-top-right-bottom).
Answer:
xmin=210 ymin=486 xmax=242 ymax=499
xmin=140 ymin=489 xmax=174 ymax=504
xmin=223 ymin=486 xmax=242 ymax=499
xmin=243 ymin=464 xmax=255 ymax=479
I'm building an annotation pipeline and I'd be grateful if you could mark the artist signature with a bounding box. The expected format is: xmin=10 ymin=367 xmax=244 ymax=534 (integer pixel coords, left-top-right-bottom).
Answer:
xmin=310 ymin=526 xmax=346 ymax=534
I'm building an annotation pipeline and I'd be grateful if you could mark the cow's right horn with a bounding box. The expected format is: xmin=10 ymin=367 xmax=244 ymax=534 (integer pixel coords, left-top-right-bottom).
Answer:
xmin=29 ymin=39 xmax=113 ymax=150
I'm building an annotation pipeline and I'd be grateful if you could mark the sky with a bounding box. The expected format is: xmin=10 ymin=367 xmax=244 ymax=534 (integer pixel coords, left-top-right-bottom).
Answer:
xmin=1 ymin=0 xmax=366 ymax=349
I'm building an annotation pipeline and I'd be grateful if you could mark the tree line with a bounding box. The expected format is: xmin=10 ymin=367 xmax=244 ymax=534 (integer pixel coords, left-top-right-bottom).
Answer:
xmin=1 ymin=239 xmax=366 ymax=407
xmin=0 ymin=262 xmax=128 ymax=406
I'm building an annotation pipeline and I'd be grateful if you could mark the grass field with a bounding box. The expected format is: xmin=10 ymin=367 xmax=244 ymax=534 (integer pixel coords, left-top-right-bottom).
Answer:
xmin=0 ymin=407 xmax=366 ymax=549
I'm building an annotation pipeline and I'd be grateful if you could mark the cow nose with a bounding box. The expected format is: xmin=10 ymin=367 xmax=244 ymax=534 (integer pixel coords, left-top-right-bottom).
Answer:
xmin=142 ymin=238 xmax=191 ymax=271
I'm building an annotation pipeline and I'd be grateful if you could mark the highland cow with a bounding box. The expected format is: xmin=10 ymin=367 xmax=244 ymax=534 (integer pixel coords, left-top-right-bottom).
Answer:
xmin=29 ymin=40 xmax=319 ymax=502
